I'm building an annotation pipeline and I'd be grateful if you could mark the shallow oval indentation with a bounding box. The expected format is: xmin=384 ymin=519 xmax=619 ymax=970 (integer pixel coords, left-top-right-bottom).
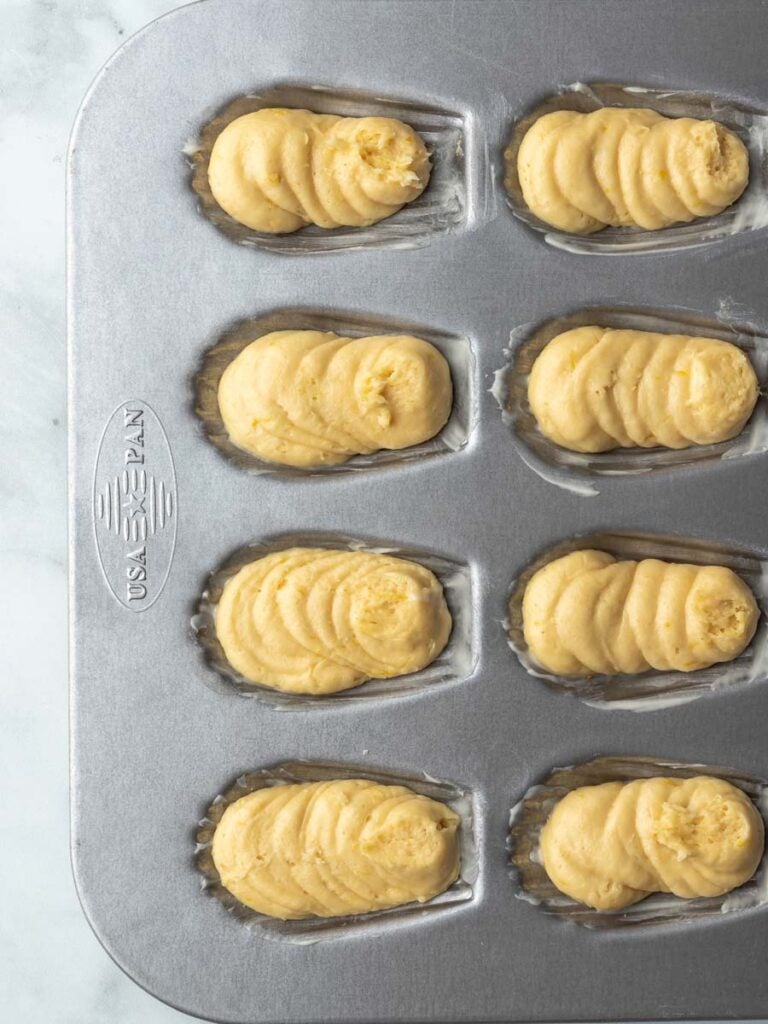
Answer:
xmin=194 ymin=309 xmax=475 ymax=478
xmin=506 ymin=531 xmax=768 ymax=710
xmin=192 ymin=532 xmax=476 ymax=708
xmin=493 ymin=306 xmax=768 ymax=493
xmin=503 ymin=82 xmax=768 ymax=254
xmin=508 ymin=755 xmax=768 ymax=928
xmin=195 ymin=759 xmax=478 ymax=942
xmin=188 ymin=83 xmax=468 ymax=254
xmin=92 ymin=399 xmax=178 ymax=611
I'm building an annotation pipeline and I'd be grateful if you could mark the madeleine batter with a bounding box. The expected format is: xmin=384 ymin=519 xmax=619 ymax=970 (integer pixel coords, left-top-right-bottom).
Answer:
xmin=215 ymin=548 xmax=452 ymax=694
xmin=528 ymin=326 xmax=758 ymax=453
xmin=208 ymin=107 xmax=431 ymax=233
xmin=514 ymin=107 xmax=748 ymax=233
xmin=211 ymin=779 xmax=460 ymax=919
xmin=218 ymin=330 xmax=453 ymax=468
xmin=522 ymin=550 xmax=758 ymax=676
xmin=541 ymin=775 xmax=764 ymax=910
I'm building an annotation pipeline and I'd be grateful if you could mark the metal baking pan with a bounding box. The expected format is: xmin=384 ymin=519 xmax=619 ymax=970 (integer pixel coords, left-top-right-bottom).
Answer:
xmin=68 ymin=1 xmax=768 ymax=1021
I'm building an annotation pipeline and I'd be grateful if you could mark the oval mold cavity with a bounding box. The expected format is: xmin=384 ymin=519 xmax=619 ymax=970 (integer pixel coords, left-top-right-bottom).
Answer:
xmin=195 ymin=758 xmax=478 ymax=942
xmin=191 ymin=531 xmax=476 ymax=708
xmin=193 ymin=308 xmax=475 ymax=478
xmin=506 ymin=530 xmax=768 ymax=710
xmin=503 ymin=82 xmax=768 ymax=254
xmin=188 ymin=83 xmax=468 ymax=254
xmin=493 ymin=305 xmax=768 ymax=491
xmin=508 ymin=755 xmax=768 ymax=928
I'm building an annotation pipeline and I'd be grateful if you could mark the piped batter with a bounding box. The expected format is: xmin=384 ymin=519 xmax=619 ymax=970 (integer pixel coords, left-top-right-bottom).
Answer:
xmin=208 ymin=108 xmax=431 ymax=233
xmin=215 ymin=548 xmax=452 ymax=694
xmin=522 ymin=550 xmax=758 ymax=676
xmin=211 ymin=779 xmax=460 ymax=919
xmin=218 ymin=330 xmax=453 ymax=468
xmin=528 ymin=326 xmax=758 ymax=453
xmin=541 ymin=776 xmax=764 ymax=910
xmin=514 ymin=107 xmax=748 ymax=234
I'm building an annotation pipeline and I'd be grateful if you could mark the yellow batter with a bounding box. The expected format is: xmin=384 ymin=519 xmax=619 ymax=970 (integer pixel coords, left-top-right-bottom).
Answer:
xmin=514 ymin=107 xmax=748 ymax=233
xmin=208 ymin=108 xmax=431 ymax=233
xmin=216 ymin=548 xmax=452 ymax=694
xmin=522 ymin=550 xmax=758 ymax=676
xmin=218 ymin=330 xmax=453 ymax=468
xmin=541 ymin=776 xmax=764 ymax=910
xmin=528 ymin=326 xmax=758 ymax=453
xmin=211 ymin=779 xmax=460 ymax=919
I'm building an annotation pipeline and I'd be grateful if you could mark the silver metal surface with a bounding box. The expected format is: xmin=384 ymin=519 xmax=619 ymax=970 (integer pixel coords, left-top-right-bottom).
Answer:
xmin=67 ymin=1 xmax=768 ymax=1021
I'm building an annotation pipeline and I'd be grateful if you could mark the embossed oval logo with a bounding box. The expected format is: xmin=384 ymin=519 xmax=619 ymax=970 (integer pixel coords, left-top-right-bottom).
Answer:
xmin=93 ymin=400 xmax=177 ymax=611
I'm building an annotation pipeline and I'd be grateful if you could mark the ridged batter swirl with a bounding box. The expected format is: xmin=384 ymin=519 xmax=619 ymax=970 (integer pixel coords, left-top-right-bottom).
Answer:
xmin=528 ymin=326 xmax=758 ymax=453
xmin=218 ymin=329 xmax=453 ymax=468
xmin=216 ymin=548 xmax=453 ymax=694
xmin=522 ymin=550 xmax=758 ymax=676
xmin=541 ymin=776 xmax=764 ymax=910
xmin=515 ymin=107 xmax=749 ymax=234
xmin=208 ymin=108 xmax=431 ymax=233
xmin=211 ymin=780 xmax=461 ymax=919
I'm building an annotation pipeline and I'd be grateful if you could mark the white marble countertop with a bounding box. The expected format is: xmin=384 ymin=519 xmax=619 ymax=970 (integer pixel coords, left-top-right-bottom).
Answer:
xmin=0 ymin=0 xmax=760 ymax=1021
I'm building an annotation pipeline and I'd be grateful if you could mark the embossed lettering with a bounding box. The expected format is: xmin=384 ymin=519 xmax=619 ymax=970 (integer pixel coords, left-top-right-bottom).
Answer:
xmin=127 ymin=546 xmax=147 ymax=566
xmin=127 ymin=546 xmax=147 ymax=592
xmin=125 ymin=427 xmax=145 ymax=446
xmin=125 ymin=447 xmax=145 ymax=465
xmin=95 ymin=401 xmax=176 ymax=611
xmin=124 ymin=408 xmax=144 ymax=428
xmin=124 ymin=409 xmax=145 ymax=464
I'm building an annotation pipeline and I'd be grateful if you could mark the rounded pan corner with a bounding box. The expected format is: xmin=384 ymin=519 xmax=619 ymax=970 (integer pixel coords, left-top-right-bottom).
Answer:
xmin=68 ymin=837 xmax=230 ymax=1024
xmin=67 ymin=0 xmax=223 ymax=167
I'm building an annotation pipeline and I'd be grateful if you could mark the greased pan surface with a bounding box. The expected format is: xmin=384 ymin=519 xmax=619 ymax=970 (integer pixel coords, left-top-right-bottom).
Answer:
xmin=68 ymin=1 xmax=768 ymax=1021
